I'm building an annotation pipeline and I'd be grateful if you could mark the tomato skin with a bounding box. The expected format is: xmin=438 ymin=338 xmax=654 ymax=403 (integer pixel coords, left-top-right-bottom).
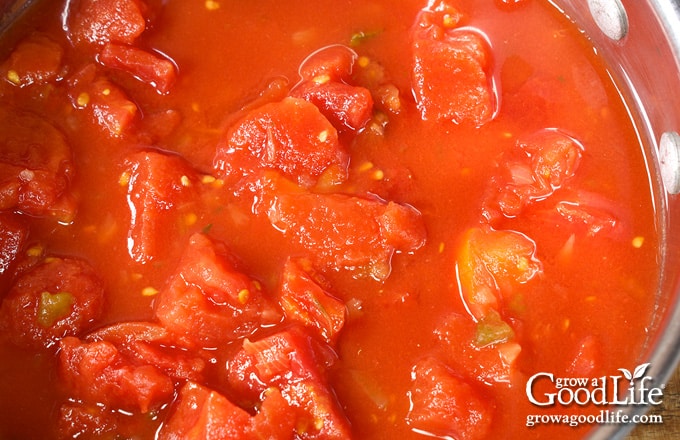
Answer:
xmin=0 ymin=258 xmax=105 ymax=349
xmin=65 ymin=0 xmax=147 ymax=47
xmin=58 ymin=336 xmax=174 ymax=413
xmin=214 ymin=97 xmax=347 ymax=188
xmin=406 ymin=357 xmax=493 ymax=440
xmin=99 ymin=43 xmax=177 ymax=94
xmin=154 ymin=233 xmax=281 ymax=348
xmin=267 ymin=192 xmax=426 ymax=281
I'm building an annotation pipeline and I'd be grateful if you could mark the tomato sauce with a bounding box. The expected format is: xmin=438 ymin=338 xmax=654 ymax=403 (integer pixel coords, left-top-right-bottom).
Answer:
xmin=0 ymin=0 xmax=660 ymax=439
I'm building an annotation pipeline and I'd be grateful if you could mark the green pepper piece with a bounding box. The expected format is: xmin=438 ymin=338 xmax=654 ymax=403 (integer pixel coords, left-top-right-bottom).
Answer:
xmin=37 ymin=291 xmax=74 ymax=327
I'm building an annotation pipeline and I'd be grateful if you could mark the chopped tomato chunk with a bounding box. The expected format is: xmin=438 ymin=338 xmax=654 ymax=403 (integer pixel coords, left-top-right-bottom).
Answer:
xmin=523 ymin=189 xmax=626 ymax=242
xmin=68 ymin=65 xmax=139 ymax=137
xmin=58 ymin=336 xmax=174 ymax=413
xmin=292 ymin=44 xmax=374 ymax=131
xmin=435 ymin=312 xmax=521 ymax=385
xmin=88 ymin=79 xmax=139 ymax=136
xmin=406 ymin=357 xmax=494 ymax=440
xmin=554 ymin=201 xmax=620 ymax=236
xmin=291 ymin=80 xmax=374 ymax=132
xmin=154 ymin=233 xmax=280 ymax=347
xmin=2 ymin=33 xmax=63 ymax=87
xmin=484 ymin=129 xmax=584 ymax=220
xmin=66 ymin=0 xmax=147 ymax=46
xmin=99 ymin=43 xmax=177 ymax=94
xmin=456 ymin=226 xmax=540 ymax=320
xmin=278 ymin=258 xmax=346 ymax=344
xmin=520 ymin=129 xmax=582 ymax=190
xmin=159 ymin=382 xmax=296 ymax=440
xmin=232 ymin=330 xmax=324 ymax=394
xmin=412 ymin=1 xmax=494 ymax=125
xmin=214 ymin=97 xmax=347 ymax=188
xmin=0 ymin=258 xmax=104 ymax=349
xmin=86 ymin=322 xmax=207 ymax=381
xmin=159 ymin=381 xmax=252 ymax=440
xmin=267 ymin=192 xmax=426 ymax=281
xmin=227 ymin=329 xmax=351 ymax=439
xmin=0 ymin=107 xmax=76 ymax=222
xmin=124 ymin=150 xmax=199 ymax=263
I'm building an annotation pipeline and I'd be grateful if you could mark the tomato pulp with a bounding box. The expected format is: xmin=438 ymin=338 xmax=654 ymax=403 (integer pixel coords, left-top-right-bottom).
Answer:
xmin=0 ymin=0 xmax=660 ymax=439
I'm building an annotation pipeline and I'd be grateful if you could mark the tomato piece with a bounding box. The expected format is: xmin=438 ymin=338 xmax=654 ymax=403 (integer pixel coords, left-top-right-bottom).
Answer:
xmin=2 ymin=33 xmax=63 ymax=87
xmin=229 ymin=331 xmax=321 ymax=397
xmin=123 ymin=150 xmax=199 ymax=263
xmin=554 ymin=201 xmax=620 ymax=236
xmin=214 ymin=97 xmax=347 ymax=188
xmin=290 ymin=80 xmax=374 ymax=132
xmin=159 ymin=382 xmax=297 ymax=440
xmin=67 ymin=65 xmax=139 ymax=137
xmin=154 ymin=233 xmax=281 ymax=348
xmin=0 ymin=258 xmax=104 ymax=349
xmin=226 ymin=329 xmax=351 ymax=440
xmin=406 ymin=357 xmax=493 ymax=440
xmin=412 ymin=2 xmax=494 ymax=125
xmin=58 ymin=336 xmax=174 ymax=413
xmin=99 ymin=43 xmax=177 ymax=94
xmin=0 ymin=212 xmax=28 ymax=276
xmin=521 ymin=188 xmax=626 ymax=245
xmin=66 ymin=0 xmax=147 ymax=46
xmin=0 ymin=107 xmax=76 ymax=222
xmin=278 ymin=258 xmax=346 ymax=344
xmin=435 ymin=312 xmax=521 ymax=385
xmin=89 ymin=78 xmax=139 ymax=136
xmin=86 ymin=322 xmax=207 ymax=381
xmin=267 ymin=192 xmax=426 ymax=281
xmin=520 ymin=129 xmax=583 ymax=191
xmin=298 ymin=45 xmax=357 ymax=83
xmin=159 ymin=381 xmax=252 ymax=440
xmin=483 ymin=130 xmax=584 ymax=222
xmin=456 ymin=227 xmax=540 ymax=320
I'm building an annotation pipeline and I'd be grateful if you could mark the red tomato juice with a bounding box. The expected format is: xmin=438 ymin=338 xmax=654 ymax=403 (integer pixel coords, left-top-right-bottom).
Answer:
xmin=0 ymin=0 xmax=660 ymax=439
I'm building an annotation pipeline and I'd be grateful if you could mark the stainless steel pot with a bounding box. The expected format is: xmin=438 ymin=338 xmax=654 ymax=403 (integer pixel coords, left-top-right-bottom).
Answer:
xmin=551 ymin=1 xmax=680 ymax=438
xmin=1 ymin=0 xmax=679 ymax=438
